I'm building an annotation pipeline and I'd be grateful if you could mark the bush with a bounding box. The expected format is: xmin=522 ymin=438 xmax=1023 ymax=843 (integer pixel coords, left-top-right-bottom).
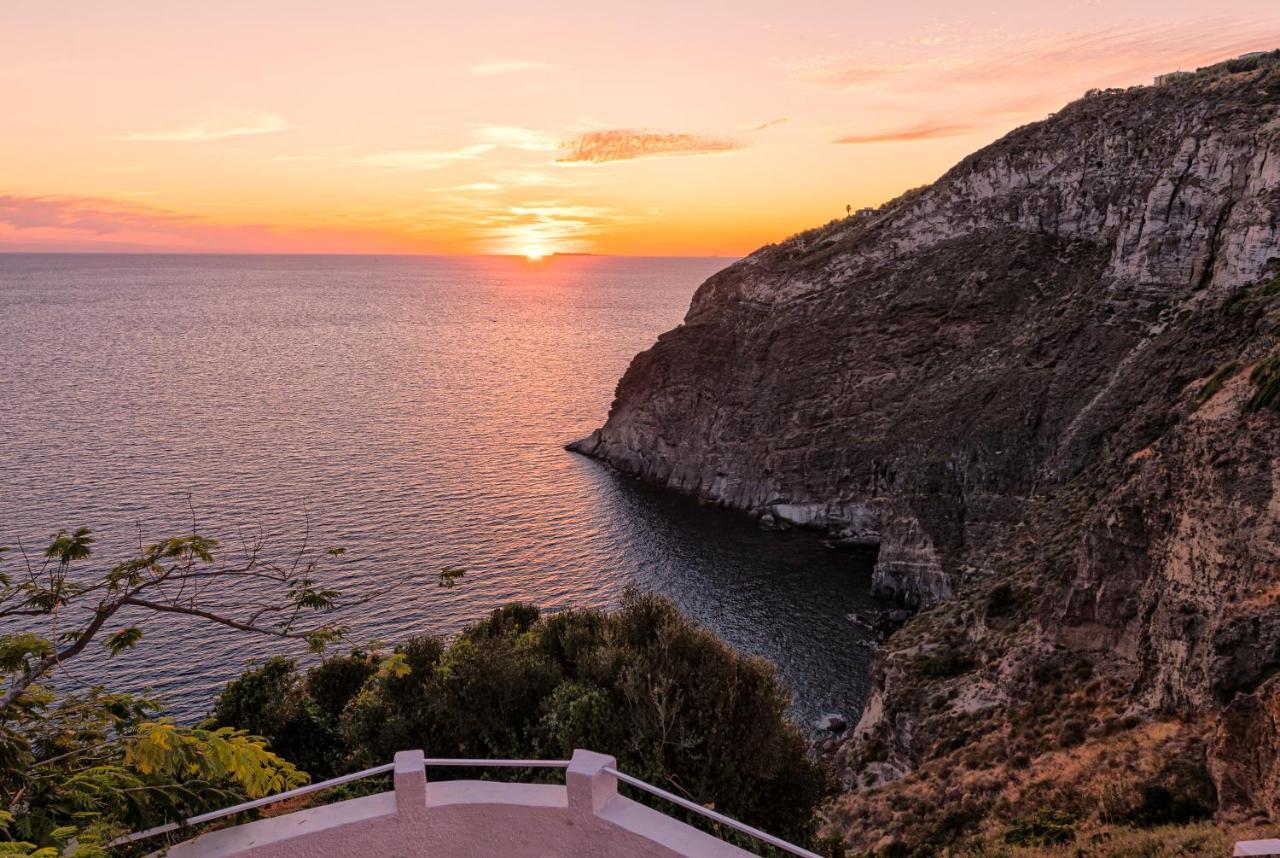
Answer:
xmin=1247 ymin=350 xmax=1280 ymax=413
xmin=1003 ymin=807 xmax=1076 ymax=847
xmin=983 ymin=583 xmax=1025 ymax=624
xmin=213 ymin=592 xmax=834 ymax=847
xmin=1057 ymin=719 xmax=1088 ymax=748
xmin=206 ymin=656 xmax=339 ymax=777
xmin=1131 ymin=784 xmax=1215 ymax=827
xmin=911 ymin=651 xmax=975 ymax=678
xmin=1194 ymin=362 xmax=1240 ymax=406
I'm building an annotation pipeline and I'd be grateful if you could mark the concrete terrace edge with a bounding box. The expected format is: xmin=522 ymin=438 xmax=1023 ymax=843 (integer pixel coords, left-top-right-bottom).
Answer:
xmin=162 ymin=750 xmax=753 ymax=858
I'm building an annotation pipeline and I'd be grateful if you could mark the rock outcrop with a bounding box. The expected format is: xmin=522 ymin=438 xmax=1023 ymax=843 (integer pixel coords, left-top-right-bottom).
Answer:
xmin=573 ymin=53 xmax=1280 ymax=851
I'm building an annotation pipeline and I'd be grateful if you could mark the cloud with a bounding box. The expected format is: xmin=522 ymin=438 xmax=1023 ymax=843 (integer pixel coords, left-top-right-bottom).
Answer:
xmin=356 ymin=144 xmax=495 ymax=170
xmin=495 ymin=169 xmax=570 ymax=187
xmin=745 ymin=117 xmax=788 ymax=132
xmin=443 ymin=182 xmax=503 ymax=193
xmin=785 ymin=57 xmax=915 ymax=90
xmin=109 ymin=114 xmax=293 ymax=142
xmin=790 ymin=18 xmax=1280 ymax=94
xmin=472 ymin=125 xmax=559 ymax=151
xmin=833 ymin=119 xmax=979 ymax=145
xmin=0 ymin=193 xmax=418 ymax=253
xmin=557 ymin=130 xmax=742 ymax=164
xmin=0 ymin=194 xmax=189 ymax=234
xmin=943 ymin=21 xmax=1280 ymax=87
xmin=467 ymin=59 xmax=557 ymax=76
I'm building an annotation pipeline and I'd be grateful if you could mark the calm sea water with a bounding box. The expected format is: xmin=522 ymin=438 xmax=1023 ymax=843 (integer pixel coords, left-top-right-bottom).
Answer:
xmin=0 ymin=254 xmax=880 ymax=726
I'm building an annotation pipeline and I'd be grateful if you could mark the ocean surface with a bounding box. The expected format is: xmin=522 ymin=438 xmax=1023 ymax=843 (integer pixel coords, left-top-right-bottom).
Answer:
xmin=0 ymin=253 xmax=880 ymax=726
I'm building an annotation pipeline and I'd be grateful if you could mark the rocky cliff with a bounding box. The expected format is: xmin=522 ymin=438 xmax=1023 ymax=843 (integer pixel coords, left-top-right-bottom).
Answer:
xmin=573 ymin=53 xmax=1280 ymax=853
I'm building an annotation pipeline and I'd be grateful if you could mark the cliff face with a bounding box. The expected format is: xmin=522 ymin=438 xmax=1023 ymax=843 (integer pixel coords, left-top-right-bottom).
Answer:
xmin=574 ymin=56 xmax=1280 ymax=850
xmin=573 ymin=64 xmax=1280 ymax=610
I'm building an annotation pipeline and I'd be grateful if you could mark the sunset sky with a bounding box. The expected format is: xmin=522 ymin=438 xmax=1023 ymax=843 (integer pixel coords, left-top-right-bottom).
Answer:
xmin=4 ymin=1 xmax=1279 ymax=257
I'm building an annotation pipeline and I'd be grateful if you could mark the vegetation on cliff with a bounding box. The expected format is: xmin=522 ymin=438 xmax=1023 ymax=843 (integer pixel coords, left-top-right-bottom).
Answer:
xmin=0 ymin=525 xmax=832 ymax=855
xmin=209 ymin=592 xmax=834 ymax=850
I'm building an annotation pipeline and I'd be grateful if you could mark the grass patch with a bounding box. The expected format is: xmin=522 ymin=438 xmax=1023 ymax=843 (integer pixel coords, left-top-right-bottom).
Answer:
xmin=910 ymin=650 xmax=975 ymax=678
xmin=1246 ymin=350 xmax=1280 ymax=414
xmin=1004 ymin=808 xmax=1077 ymax=847
xmin=1193 ymin=362 xmax=1240 ymax=407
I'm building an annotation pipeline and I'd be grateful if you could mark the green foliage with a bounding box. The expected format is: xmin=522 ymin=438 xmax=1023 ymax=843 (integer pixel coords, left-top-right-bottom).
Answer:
xmin=204 ymin=656 xmax=346 ymax=778
xmin=219 ymin=593 xmax=834 ymax=848
xmin=126 ymin=722 xmax=304 ymax=798
xmin=1246 ymin=349 xmax=1280 ymax=413
xmin=982 ymin=583 xmax=1027 ymax=627
xmin=104 ymin=627 xmax=143 ymax=656
xmin=305 ymin=652 xmax=378 ymax=721
xmin=0 ymin=524 xmax=377 ymax=853
xmin=910 ymin=650 xmax=975 ymax=678
xmin=1193 ymin=362 xmax=1240 ymax=407
xmin=439 ymin=566 xmax=466 ymax=588
xmin=0 ymin=684 xmax=303 ymax=854
xmin=1100 ymin=758 xmax=1217 ymax=829
xmin=0 ymin=635 xmax=53 ymax=673
xmin=1003 ymin=807 xmax=1077 ymax=847
xmin=1128 ymin=785 xmax=1215 ymax=827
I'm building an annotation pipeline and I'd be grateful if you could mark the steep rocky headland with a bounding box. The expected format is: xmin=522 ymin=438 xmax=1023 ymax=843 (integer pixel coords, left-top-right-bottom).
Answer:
xmin=572 ymin=52 xmax=1280 ymax=853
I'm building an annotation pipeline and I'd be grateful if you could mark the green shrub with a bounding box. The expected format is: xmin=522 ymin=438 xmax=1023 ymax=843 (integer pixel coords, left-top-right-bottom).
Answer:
xmin=306 ymin=651 xmax=378 ymax=720
xmin=1056 ymin=719 xmax=1088 ymax=748
xmin=982 ymin=583 xmax=1028 ymax=626
xmin=1194 ymin=362 xmax=1240 ymax=406
xmin=911 ymin=650 xmax=975 ymax=678
xmin=206 ymin=656 xmax=340 ymax=777
xmin=213 ymin=592 xmax=833 ymax=847
xmin=1247 ymin=350 xmax=1280 ymax=413
xmin=1003 ymin=807 xmax=1076 ymax=847
xmin=1130 ymin=784 xmax=1215 ymax=827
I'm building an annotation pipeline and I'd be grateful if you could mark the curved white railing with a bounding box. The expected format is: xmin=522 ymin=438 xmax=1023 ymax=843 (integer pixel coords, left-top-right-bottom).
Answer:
xmin=112 ymin=755 xmax=822 ymax=858
xmin=110 ymin=758 xmax=574 ymax=847
xmin=109 ymin=761 xmax=397 ymax=846
xmin=604 ymin=766 xmax=823 ymax=858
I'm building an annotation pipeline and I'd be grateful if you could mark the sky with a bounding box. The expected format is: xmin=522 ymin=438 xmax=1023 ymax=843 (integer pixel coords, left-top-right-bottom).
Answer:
xmin=3 ymin=0 xmax=1279 ymax=257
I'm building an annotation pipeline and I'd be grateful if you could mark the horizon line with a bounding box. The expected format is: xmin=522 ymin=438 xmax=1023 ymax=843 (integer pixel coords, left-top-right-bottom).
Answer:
xmin=0 ymin=250 xmax=743 ymax=259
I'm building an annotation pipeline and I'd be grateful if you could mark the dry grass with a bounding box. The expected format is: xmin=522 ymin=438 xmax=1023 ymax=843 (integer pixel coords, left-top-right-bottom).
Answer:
xmin=960 ymin=820 xmax=1270 ymax=857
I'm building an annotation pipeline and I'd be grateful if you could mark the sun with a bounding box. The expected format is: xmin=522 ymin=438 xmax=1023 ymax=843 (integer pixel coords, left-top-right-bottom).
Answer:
xmin=521 ymin=244 xmax=549 ymax=261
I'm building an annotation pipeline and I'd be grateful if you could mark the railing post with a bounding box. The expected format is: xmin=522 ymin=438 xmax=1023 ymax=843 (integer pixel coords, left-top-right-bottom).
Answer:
xmin=394 ymin=750 xmax=427 ymax=818
xmin=566 ymin=749 xmax=617 ymax=814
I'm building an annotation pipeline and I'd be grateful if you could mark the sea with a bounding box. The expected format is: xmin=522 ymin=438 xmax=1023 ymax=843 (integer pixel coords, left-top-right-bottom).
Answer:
xmin=0 ymin=253 xmax=880 ymax=726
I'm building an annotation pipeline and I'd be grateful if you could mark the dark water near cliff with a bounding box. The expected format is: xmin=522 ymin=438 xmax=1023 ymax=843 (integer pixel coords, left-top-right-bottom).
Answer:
xmin=0 ymin=253 xmax=880 ymax=726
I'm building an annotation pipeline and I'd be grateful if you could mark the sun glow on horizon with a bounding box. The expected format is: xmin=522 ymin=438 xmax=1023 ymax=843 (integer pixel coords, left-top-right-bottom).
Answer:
xmin=2 ymin=2 xmax=1277 ymax=256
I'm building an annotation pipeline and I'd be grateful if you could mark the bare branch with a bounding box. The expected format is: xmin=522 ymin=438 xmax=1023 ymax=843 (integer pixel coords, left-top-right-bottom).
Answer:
xmin=121 ymin=596 xmax=322 ymax=640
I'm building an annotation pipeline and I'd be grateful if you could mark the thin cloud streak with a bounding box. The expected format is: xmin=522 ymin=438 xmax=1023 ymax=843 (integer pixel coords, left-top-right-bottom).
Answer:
xmin=831 ymin=97 xmax=1049 ymax=145
xmin=109 ymin=115 xmax=293 ymax=142
xmin=357 ymin=144 xmax=495 ymax=170
xmin=0 ymin=193 xmax=191 ymax=233
xmin=557 ymin=130 xmax=742 ymax=164
xmin=791 ymin=17 xmax=1280 ymax=93
xmin=472 ymin=125 xmax=559 ymax=151
xmin=0 ymin=193 xmax=417 ymax=253
xmin=833 ymin=120 xmax=979 ymax=145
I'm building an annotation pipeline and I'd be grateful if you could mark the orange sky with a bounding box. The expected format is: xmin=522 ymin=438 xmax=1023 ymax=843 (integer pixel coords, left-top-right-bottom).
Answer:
xmin=3 ymin=1 xmax=1278 ymax=257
